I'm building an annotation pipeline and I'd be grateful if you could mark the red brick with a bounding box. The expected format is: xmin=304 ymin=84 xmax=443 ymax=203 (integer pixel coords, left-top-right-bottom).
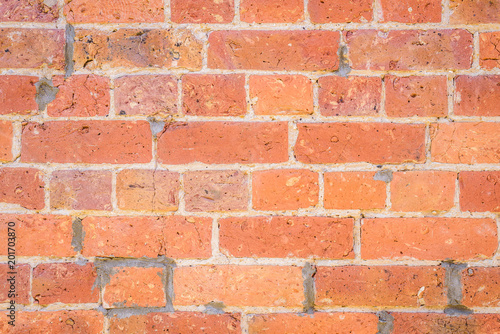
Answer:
xmin=0 ymin=28 xmax=64 ymax=69
xmin=250 ymin=75 xmax=313 ymax=115
xmin=82 ymin=216 xmax=212 ymax=259
xmin=74 ymin=29 xmax=202 ymax=71
xmin=117 ymin=170 xmax=179 ymax=212
xmin=65 ymin=0 xmax=164 ymax=23
xmin=0 ymin=168 xmax=45 ymax=210
xmin=0 ymin=76 xmax=37 ymax=115
xmin=430 ymin=122 xmax=500 ymax=164
xmin=308 ymin=0 xmax=372 ymax=23
xmin=391 ymin=171 xmax=456 ymax=212
xmin=450 ymin=0 xmax=500 ymax=23
xmin=0 ymin=264 xmax=30 ymax=304
xmin=50 ymin=170 xmax=112 ymax=211
xmin=47 ymin=75 xmax=110 ymax=117
xmin=182 ymin=74 xmax=246 ymax=116
xmin=295 ymin=123 xmax=425 ymax=164
xmin=21 ymin=121 xmax=152 ymax=164
xmin=0 ymin=121 xmax=13 ymax=162
xmin=385 ymin=75 xmax=448 ymax=117
xmin=380 ymin=0 xmax=441 ymax=23
xmin=103 ymin=267 xmax=166 ymax=308
xmin=324 ymin=172 xmax=386 ymax=210
xmin=0 ymin=310 xmax=104 ymax=333
xmin=392 ymin=313 xmax=500 ymax=334
xmin=316 ymin=266 xmax=446 ymax=308
xmin=455 ymin=75 xmax=500 ymax=116
xmin=32 ymin=263 xmax=99 ymax=304
xmin=0 ymin=0 xmax=59 ymax=22
xmin=241 ymin=0 xmax=303 ymax=23
xmin=0 ymin=214 xmax=75 ymax=257
xmin=109 ymin=312 xmax=241 ymax=333
xmin=361 ymin=218 xmax=497 ymax=261
xmin=345 ymin=30 xmax=473 ymax=70
xmin=480 ymin=32 xmax=500 ymax=70
xmin=462 ymin=267 xmax=500 ymax=308
xmin=460 ymin=171 xmax=500 ymax=212
xmin=248 ymin=313 xmax=379 ymax=334
xmin=219 ymin=216 xmax=354 ymax=259
xmin=174 ymin=265 xmax=303 ymax=307
xmin=208 ymin=30 xmax=339 ymax=71
xmin=253 ymin=169 xmax=319 ymax=210
xmin=171 ymin=0 xmax=234 ymax=23
xmin=157 ymin=122 xmax=287 ymax=164
xmin=115 ymin=75 xmax=178 ymax=117
xmin=184 ymin=170 xmax=248 ymax=212
xmin=319 ymin=76 xmax=382 ymax=116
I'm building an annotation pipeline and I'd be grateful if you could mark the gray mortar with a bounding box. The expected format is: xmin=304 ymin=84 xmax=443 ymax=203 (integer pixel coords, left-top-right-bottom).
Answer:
xmin=147 ymin=117 xmax=166 ymax=138
xmin=374 ymin=170 xmax=393 ymax=182
xmin=442 ymin=261 xmax=473 ymax=315
xmin=71 ymin=217 xmax=85 ymax=253
xmin=302 ymin=263 xmax=317 ymax=314
xmin=334 ymin=44 xmax=351 ymax=77
xmin=104 ymin=307 xmax=175 ymax=319
xmin=204 ymin=301 xmax=226 ymax=315
xmin=35 ymin=78 xmax=59 ymax=111
xmin=376 ymin=311 xmax=394 ymax=334
xmin=65 ymin=24 xmax=75 ymax=78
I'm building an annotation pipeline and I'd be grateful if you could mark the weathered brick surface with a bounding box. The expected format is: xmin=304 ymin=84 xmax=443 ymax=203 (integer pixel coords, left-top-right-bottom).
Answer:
xmin=0 ymin=75 xmax=38 ymax=115
xmin=0 ymin=311 xmax=104 ymax=333
xmin=455 ymin=76 xmax=500 ymax=116
xmin=361 ymin=218 xmax=498 ymax=261
xmin=241 ymin=0 xmax=303 ymax=23
xmin=65 ymin=0 xmax=164 ymax=23
xmin=308 ymin=0 xmax=373 ymax=23
xmin=171 ymin=0 xmax=234 ymax=23
xmin=0 ymin=168 xmax=45 ymax=210
xmin=219 ymin=216 xmax=354 ymax=259
xmin=0 ymin=0 xmax=59 ymax=22
xmin=450 ymin=0 xmax=500 ymax=23
xmin=0 ymin=121 xmax=13 ymax=162
xmin=0 ymin=264 xmax=30 ymax=304
xmin=392 ymin=313 xmax=500 ymax=334
xmin=480 ymin=32 xmax=500 ymax=70
xmin=380 ymin=0 xmax=442 ymax=23
xmin=462 ymin=267 xmax=500 ymax=308
xmin=459 ymin=171 xmax=500 ymax=212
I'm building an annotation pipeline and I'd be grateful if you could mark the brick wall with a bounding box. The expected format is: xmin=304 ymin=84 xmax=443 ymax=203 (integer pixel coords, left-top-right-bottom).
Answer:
xmin=0 ymin=0 xmax=499 ymax=333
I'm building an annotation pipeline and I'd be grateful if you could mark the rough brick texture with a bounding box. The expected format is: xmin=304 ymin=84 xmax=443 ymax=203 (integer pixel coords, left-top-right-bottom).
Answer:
xmin=0 ymin=76 xmax=38 ymax=115
xmin=0 ymin=168 xmax=45 ymax=210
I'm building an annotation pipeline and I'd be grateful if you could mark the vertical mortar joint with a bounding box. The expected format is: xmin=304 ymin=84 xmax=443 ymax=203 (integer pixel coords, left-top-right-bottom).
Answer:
xmin=302 ymin=262 xmax=317 ymax=314
xmin=65 ymin=24 xmax=75 ymax=78
xmin=334 ymin=44 xmax=351 ymax=77
xmin=376 ymin=311 xmax=394 ymax=334
xmin=71 ymin=217 xmax=85 ymax=253
xmin=442 ymin=261 xmax=473 ymax=315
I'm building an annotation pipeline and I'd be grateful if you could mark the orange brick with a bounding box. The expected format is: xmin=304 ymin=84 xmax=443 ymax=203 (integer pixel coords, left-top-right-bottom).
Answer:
xmin=430 ymin=122 xmax=500 ymax=164
xmin=480 ymin=32 xmax=500 ymax=70
xmin=308 ymin=0 xmax=372 ymax=23
xmin=248 ymin=313 xmax=379 ymax=334
xmin=174 ymin=265 xmax=303 ymax=307
xmin=182 ymin=74 xmax=246 ymax=116
xmin=253 ymin=169 xmax=319 ymax=210
xmin=0 ymin=28 xmax=64 ymax=69
xmin=103 ymin=267 xmax=166 ymax=308
xmin=345 ymin=30 xmax=473 ymax=70
xmin=324 ymin=172 xmax=386 ymax=210
xmin=392 ymin=313 xmax=500 ymax=334
xmin=0 ymin=310 xmax=104 ymax=333
xmin=391 ymin=171 xmax=456 ymax=212
xmin=115 ymin=75 xmax=178 ymax=117
xmin=316 ymin=266 xmax=446 ymax=308
xmin=208 ymin=30 xmax=339 ymax=71
xmin=0 ymin=168 xmax=45 ymax=210
xmin=455 ymin=75 xmax=500 ymax=116
xmin=0 ymin=264 xmax=30 ymax=304
xmin=219 ymin=216 xmax=354 ymax=259
xmin=385 ymin=75 xmax=448 ymax=117
xmin=0 ymin=121 xmax=13 ymax=162
xmin=21 ymin=121 xmax=152 ymax=164
xmin=157 ymin=122 xmax=288 ymax=164
xmin=250 ymin=75 xmax=313 ymax=115
xmin=171 ymin=0 xmax=234 ymax=23
xmin=109 ymin=312 xmax=241 ymax=333
xmin=0 ymin=76 xmax=38 ymax=115
xmin=184 ymin=170 xmax=248 ymax=212
xmin=32 ymin=263 xmax=99 ymax=304
xmin=241 ymin=0 xmax=303 ymax=23
xmin=380 ymin=0 xmax=441 ymax=23
xmin=47 ymin=75 xmax=110 ymax=117
xmin=462 ymin=267 xmax=500 ymax=308
xmin=0 ymin=0 xmax=59 ymax=22
xmin=74 ymin=29 xmax=202 ymax=71
xmin=117 ymin=170 xmax=179 ymax=212
xmin=295 ymin=123 xmax=425 ymax=164
xmin=82 ymin=216 xmax=212 ymax=259
xmin=361 ymin=218 xmax=498 ymax=261
xmin=65 ymin=0 xmax=164 ymax=23
xmin=459 ymin=171 xmax=500 ymax=212
xmin=450 ymin=0 xmax=500 ymax=23
xmin=319 ymin=76 xmax=382 ymax=116
xmin=50 ymin=170 xmax=112 ymax=211
xmin=0 ymin=215 xmax=75 ymax=257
